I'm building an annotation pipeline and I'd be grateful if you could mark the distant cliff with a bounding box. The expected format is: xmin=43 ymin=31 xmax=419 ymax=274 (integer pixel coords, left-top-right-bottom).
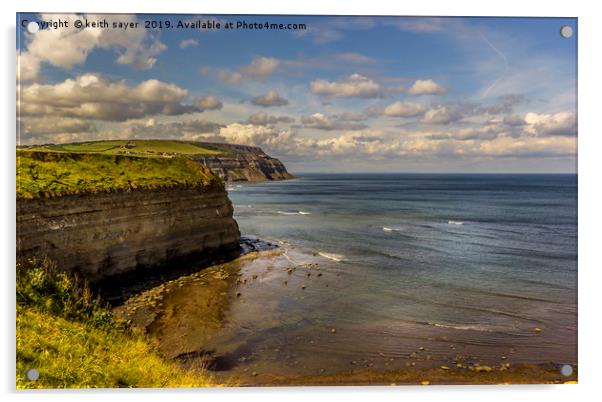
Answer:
xmin=192 ymin=143 xmax=294 ymax=182
xmin=20 ymin=140 xmax=295 ymax=183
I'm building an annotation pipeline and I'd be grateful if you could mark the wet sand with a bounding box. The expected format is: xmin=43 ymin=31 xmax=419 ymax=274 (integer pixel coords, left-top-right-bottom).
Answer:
xmin=113 ymin=248 xmax=577 ymax=386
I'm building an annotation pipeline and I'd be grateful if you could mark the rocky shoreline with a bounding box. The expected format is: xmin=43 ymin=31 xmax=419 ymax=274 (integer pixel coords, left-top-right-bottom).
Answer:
xmin=97 ymin=236 xmax=280 ymax=305
xmin=112 ymin=244 xmax=578 ymax=386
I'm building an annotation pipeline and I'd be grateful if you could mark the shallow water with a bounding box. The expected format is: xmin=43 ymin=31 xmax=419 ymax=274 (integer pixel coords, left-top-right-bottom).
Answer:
xmin=119 ymin=174 xmax=578 ymax=382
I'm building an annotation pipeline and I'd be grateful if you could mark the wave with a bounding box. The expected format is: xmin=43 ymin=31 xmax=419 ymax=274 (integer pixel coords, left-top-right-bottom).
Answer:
xmin=382 ymin=226 xmax=401 ymax=232
xmin=447 ymin=220 xmax=465 ymax=225
xmin=277 ymin=210 xmax=312 ymax=216
xmin=430 ymin=322 xmax=494 ymax=332
xmin=318 ymin=252 xmax=345 ymax=262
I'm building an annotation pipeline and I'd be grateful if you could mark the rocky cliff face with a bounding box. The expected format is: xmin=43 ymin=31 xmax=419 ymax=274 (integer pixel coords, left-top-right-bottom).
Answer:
xmin=16 ymin=186 xmax=240 ymax=282
xmin=193 ymin=144 xmax=294 ymax=182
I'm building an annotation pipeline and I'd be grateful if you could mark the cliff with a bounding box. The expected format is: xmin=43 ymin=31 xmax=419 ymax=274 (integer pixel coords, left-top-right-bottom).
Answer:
xmin=17 ymin=186 xmax=240 ymax=282
xmin=192 ymin=143 xmax=294 ymax=182
xmin=16 ymin=150 xmax=241 ymax=282
xmin=21 ymin=140 xmax=294 ymax=183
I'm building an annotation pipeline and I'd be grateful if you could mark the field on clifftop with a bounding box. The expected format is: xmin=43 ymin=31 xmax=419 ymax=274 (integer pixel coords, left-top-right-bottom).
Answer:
xmin=16 ymin=148 xmax=221 ymax=199
xmin=23 ymin=140 xmax=227 ymax=157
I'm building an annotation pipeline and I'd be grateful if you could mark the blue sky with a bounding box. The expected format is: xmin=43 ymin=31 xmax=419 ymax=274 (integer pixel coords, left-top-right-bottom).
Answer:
xmin=17 ymin=14 xmax=577 ymax=172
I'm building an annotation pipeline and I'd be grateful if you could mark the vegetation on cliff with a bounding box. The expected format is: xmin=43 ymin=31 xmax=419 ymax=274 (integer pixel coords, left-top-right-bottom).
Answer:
xmin=27 ymin=139 xmax=225 ymax=156
xmin=16 ymin=149 xmax=222 ymax=199
xmin=16 ymin=258 xmax=213 ymax=388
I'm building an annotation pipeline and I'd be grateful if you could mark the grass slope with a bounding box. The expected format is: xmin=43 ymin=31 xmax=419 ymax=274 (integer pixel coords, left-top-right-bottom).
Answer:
xmin=16 ymin=150 xmax=221 ymax=199
xmin=16 ymin=258 xmax=213 ymax=389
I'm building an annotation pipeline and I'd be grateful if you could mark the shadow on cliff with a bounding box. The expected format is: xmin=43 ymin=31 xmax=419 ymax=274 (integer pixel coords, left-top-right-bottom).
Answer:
xmin=93 ymin=236 xmax=278 ymax=306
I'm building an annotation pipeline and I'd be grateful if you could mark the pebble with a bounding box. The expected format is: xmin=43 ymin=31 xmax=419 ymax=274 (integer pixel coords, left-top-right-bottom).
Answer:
xmin=421 ymin=381 xmax=430 ymax=385
xmin=419 ymin=346 xmax=425 ymax=351
xmin=440 ymin=366 xmax=450 ymax=370
xmin=301 ymin=285 xmax=306 ymax=289
xmin=236 ymin=292 xmax=241 ymax=297
xmin=331 ymin=328 xmax=337 ymax=333
xmin=317 ymin=273 xmax=322 ymax=277
xmin=533 ymin=327 xmax=542 ymax=332
xmin=251 ymin=371 xmax=258 ymax=377
xmin=474 ymin=365 xmax=493 ymax=373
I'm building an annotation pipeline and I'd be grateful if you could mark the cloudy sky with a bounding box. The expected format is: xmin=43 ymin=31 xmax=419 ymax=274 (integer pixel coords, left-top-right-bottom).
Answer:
xmin=17 ymin=14 xmax=577 ymax=173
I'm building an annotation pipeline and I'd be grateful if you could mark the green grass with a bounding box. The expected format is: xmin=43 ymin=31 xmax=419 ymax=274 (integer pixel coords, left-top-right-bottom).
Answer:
xmin=16 ymin=150 xmax=222 ymax=199
xmin=32 ymin=140 xmax=223 ymax=156
xmin=16 ymin=258 xmax=214 ymax=389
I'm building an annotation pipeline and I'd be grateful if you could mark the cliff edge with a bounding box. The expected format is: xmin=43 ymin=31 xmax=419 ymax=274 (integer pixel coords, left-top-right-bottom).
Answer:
xmin=16 ymin=150 xmax=241 ymax=282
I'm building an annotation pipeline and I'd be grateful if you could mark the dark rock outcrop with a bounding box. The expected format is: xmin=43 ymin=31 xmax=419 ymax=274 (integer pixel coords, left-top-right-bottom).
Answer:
xmin=193 ymin=144 xmax=294 ymax=182
xmin=16 ymin=186 xmax=240 ymax=282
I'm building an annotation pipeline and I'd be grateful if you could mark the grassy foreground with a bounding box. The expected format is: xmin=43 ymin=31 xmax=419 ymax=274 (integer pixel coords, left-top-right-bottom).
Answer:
xmin=16 ymin=258 xmax=214 ymax=389
xmin=16 ymin=149 xmax=221 ymax=199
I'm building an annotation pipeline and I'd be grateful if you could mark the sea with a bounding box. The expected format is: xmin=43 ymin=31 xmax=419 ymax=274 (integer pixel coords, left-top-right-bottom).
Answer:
xmin=220 ymin=173 xmax=577 ymax=376
xmin=122 ymin=173 xmax=578 ymax=380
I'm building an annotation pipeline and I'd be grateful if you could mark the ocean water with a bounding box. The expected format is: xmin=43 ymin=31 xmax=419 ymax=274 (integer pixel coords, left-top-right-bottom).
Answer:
xmin=220 ymin=174 xmax=577 ymax=375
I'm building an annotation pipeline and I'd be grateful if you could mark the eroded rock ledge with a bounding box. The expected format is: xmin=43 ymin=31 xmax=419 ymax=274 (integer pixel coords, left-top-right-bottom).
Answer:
xmin=17 ymin=185 xmax=241 ymax=282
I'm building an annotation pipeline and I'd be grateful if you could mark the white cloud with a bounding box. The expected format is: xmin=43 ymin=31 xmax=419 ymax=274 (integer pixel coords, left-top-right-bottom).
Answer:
xmin=19 ymin=74 xmax=200 ymax=121
xmin=251 ymin=90 xmax=289 ymax=107
xmin=309 ymin=74 xmax=383 ymax=98
xmin=239 ymin=57 xmax=280 ymax=78
xmin=467 ymin=135 xmax=575 ymax=157
xmin=406 ymin=79 xmax=446 ymax=96
xmin=301 ymin=113 xmax=367 ymax=130
xmin=179 ymin=39 xmax=199 ymax=48
xmin=503 ymin=114 xmax=526 ymax=126
xmin=421 ymin=106 xmax=462 ymax=125
xmin=524 ymin=112 xmax=576 ymax=137
xmin=18 ymin=14 xmax=166 ymax=80
xmin=217 ymin=70 xmax=242 ymax=84
xmin=336 ymin=111 xmax=370 ymax=121
xmin=122 ymin=119 xmax=224 ymax=141
xmin=217 ymin=57 xmax=280 ymax=83
xmin=247 ymin=111 xmax=294 ymax=126
xmin=383 ymin=101 xmax=428 ymax=117
xmin=194 ymin=96 xmax=223 ymax=111
xmin=217 ymin=123 xmax=297 ymax=154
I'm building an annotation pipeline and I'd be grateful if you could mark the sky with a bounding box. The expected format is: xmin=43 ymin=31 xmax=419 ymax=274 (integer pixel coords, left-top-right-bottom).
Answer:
xmin=17 ymin=14 xmax=577 ymax=173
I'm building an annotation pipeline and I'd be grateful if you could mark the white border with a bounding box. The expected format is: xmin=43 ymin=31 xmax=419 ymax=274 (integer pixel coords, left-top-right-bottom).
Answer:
xmin=3 ymin=1 xmax=601 ymax=401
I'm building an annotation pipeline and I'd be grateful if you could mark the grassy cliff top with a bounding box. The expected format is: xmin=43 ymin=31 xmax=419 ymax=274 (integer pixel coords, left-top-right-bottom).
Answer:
xmin=16 ymin=149 xmax=221 ymax=199
xmin=24 ymin=139 xmax=226 ymax=157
